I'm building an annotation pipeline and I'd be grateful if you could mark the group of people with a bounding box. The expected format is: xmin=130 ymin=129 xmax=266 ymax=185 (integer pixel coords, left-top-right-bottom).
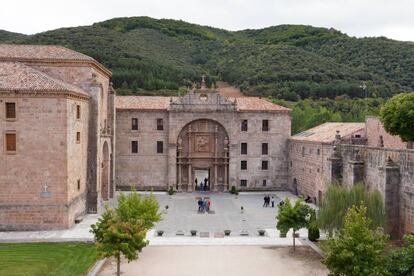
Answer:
xmin=263 ymin=195 xmax=275 ymax=208
xmin=197 ymin=197 xmax=211 ymax=212
xmin=195 ymin=177 xmax=209 ymax=191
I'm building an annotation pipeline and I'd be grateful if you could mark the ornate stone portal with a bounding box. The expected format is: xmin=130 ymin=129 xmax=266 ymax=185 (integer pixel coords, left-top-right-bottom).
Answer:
xmin=176 ymin=119 xmax=229 ymax=192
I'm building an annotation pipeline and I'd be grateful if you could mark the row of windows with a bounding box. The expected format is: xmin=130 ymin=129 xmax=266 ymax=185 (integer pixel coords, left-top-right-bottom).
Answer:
xmin=131 ymin=118 xmax=164 ymax=131
xmin=240 ymin=179 xmax=268 ymax=187
xmin=301 ymin=146 xmax=321 ymax=157
xmin=241 ymin=160 xmax=269 ymax=170
xmin=131 ymin=140 xmax=164 ymax=154
xmin=241 ymin=143 xmax=268 ymax=155
xmin=3 ymin=103 xmax=82 ymax=120
xmin=130 ymin=118 xmax=270 ymax=132
xmin=241 ymin=119 xmax=269 ymax=132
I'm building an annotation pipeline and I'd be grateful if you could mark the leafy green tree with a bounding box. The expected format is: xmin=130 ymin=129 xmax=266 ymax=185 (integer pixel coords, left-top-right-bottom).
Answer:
xmin=381 ymin=92 xmax=414 ymax=148
xmin=91 ymin=191 xmax=161 ymax=276
xmin=276 ymin=198 xmax=312 ymax=250
xmin=323 ymin=205 xmax=389 ymax=276
xmin=385 ymin=235 xmax=414 ymax=275
xmin=318 ymin=184 xmax=385 ymax=234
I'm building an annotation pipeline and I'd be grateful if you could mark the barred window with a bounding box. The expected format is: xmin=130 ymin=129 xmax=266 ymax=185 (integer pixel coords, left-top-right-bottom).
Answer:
xmin=241 ymin=120 xmax=248 ymax=131
xmin=261 ymin=160 xmax=268 ymax=170
xmin=262 ymin=120 xmax=269 ymax=131
xmin=262 ymin=143 xmax=268 ymax=155
xmin=241 ymin=160 xmax=247 ymax=170
xmin=240 ymin=179 xmax=247 ymax=187
xmin=132 ymin=141 xmax=138 ymax=153
xmin=241 ymin=143 xmax=247 ymax=155
xmin=76 ymin=105 xmax=81 ymax=119
xmin=157 ymin=141 xmax=164 ymax=153
xmin=132 ymin=118 xmax=138 ymax=130
xmin=5 ymin=103 xmax=16 ymax=119
xmin=157 ymin=118 xmax=164 ymax=130
xmin=5 ymin=133 xmax=16 ymax=152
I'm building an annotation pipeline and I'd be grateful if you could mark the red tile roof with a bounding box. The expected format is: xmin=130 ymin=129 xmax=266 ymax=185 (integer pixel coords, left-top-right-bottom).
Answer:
xmin=0 ymin=44 xmax=94 ymax=61
xmin=115 ymin=95 xmax=290 ymax=112
xmin=0 ymin=61 xmax=89 ymax=97
xmin=115 ymin=96 xmax=176 ymax=110
xmin=290 ymin=122 xmax=365 ymax=143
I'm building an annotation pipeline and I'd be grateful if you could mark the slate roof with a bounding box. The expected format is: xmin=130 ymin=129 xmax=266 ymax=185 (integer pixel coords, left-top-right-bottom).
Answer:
xmin=290 ymin=122 xmax=365 ymax=143
xmin=0 ymin=61 xmax=89 ymax=97
xmin=0 ymin=44 xmax=94 ymax=61
xmin=115 ymin=95 xmax=290 ymax=112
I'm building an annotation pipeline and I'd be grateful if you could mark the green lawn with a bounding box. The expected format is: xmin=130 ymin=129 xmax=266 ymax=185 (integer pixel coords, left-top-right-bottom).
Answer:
xmin=0 ymin=242 xmax=98 ymax=276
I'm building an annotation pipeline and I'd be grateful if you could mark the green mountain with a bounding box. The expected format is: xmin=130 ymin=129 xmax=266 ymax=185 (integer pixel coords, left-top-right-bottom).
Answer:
xmin=1 ymin=16 xmax=413 ymax=100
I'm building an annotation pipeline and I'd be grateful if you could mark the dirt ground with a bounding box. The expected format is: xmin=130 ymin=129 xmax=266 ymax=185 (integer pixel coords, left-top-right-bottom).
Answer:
xmin=99 ymin=246 xmax=328 ymax=276
xmin=216 ymin=81 xmax=244 ymax=97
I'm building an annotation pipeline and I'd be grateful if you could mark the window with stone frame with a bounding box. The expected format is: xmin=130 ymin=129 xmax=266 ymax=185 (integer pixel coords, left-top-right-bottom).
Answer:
xmin=262 ymin=179 xmax=267 ymax=187
xmin=241 ymin=160 xmax=247 ymax=170
xmin=131 ymin=118 xmax=138 ymax=130
xmin=262 ymin=120 xmax=269 ymax=131
xmin=157 ymin=141 xmax=164 ymax=154
xmin=241 ymin=143 xmax=247 ymax=155
xmin=5 ymin=102 xmax=16 ymax=119
xmin=240 ymin=179 xmax=247 ymax=187
xmin=262 ymin=143 xmax=268 ymax=155
xmin=241 ymin=120 xmax=248 ymax=131
xmin=5 ymin=132 xmax=16 ymax=152
xmin=131 ymin=141 xmax=138 ymax=153
xmin=261 ymin=160 xmax=268 ymax=170
xmin=76 ymin=105 xmax=81 ymax=119
xmin=156 ymin=118 xmax=164 ymax=130
xmin=76 ymin=132 xmax=81 ymax=143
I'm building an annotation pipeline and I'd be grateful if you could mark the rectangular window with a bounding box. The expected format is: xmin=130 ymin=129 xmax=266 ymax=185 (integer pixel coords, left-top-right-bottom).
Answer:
xmin=241 ymin=160 xmax=247 ymax=170
xmin=131 ymin=118 xmax=138 ymax=130
xmin=76 ymin=132 xmax=81 ymax=143
xmin=262 ymin=179 xmax=267 ymax=187
xmin=241 ymin=143 xmax=247 ymax=155
xmin=131 ymin=141 xmax=138 ymax=153
xmin=76 ymin=105 xmax=81 ymax=119
xmin=5 ymin=102 xmax=16 ymax=119
xmin=77 ymin=179 xmax=80 ymax=190
xmin=5 ymin=133 xmax=16 ymax=152
xmin=262 ymin=120 xmax=269 ymax=131
xmin=157 ymin=141 xmax=164 ymax=154
xmin=157 ymin=118 xmax=164 ymax=130
xmin=262 ymin=143 xmax=268 ymax=155
xmin=240 ymin=179 xmax=247 ymax=187
xmin=261 ymin=160 xmax=268 ymax=170
xmin=241 ymin=120 xmax=248 ymax=131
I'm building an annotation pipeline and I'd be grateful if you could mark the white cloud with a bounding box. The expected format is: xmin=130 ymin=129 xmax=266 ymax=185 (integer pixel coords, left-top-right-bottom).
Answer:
xmin=0 ymin=0 xmax=413 ymax=41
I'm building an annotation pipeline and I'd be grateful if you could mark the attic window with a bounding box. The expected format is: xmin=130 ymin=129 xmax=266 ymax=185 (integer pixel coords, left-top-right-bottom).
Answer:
xmin=199 ymin=94 xmax=208 ymax=101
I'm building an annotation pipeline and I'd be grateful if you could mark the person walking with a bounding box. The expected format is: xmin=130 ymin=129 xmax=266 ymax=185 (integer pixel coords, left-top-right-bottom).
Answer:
xmin=271 ymin=196 xmax=275 ymax=208
xmin=207 ymin=199 xmax=211 ymax=212
xmin=263 ymin=195 xmax=267 ymax=207
xmin=195 ymin=178 xmax=198 ymax=191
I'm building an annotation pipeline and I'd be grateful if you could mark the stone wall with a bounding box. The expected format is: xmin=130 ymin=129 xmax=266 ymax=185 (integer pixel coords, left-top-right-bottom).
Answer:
xmin=0 ymin=95 xmax=88 ymax=230
xmin=365 ymin=116 xmax=407 ymax=149
xmin=115 ymin=105 xmax=291 ymax=191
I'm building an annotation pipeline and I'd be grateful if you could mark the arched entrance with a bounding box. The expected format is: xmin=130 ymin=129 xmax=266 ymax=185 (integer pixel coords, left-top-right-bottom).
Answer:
xmin=176 ymin=119 xmax=229 ymax=192
xmin=101 ymin=141 xmax=110 ymax=201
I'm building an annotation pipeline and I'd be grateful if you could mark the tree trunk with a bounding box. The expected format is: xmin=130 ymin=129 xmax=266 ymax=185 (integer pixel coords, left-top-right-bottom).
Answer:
xmin=117 ymin=256 xmax=121 ymax=276
xmin=293 ymin=230 xmax=296 ymax=251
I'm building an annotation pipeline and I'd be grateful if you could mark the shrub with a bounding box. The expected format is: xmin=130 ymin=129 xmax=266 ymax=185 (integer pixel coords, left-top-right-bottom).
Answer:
xmin=230 ymin=186 xmax=239 ymax=195
xmin=168 ymin=186 xmax=175 ymax=195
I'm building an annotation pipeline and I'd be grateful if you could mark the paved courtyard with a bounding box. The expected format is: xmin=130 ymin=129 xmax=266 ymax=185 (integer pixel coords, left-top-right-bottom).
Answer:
xmin=100 ymin=246 xmax=327 ymax=276
xmin=0 ymin=191 xmax=317 ymax=245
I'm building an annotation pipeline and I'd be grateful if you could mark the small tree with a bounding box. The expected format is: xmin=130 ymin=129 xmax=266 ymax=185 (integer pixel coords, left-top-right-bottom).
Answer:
xmin=380 ymin=92 xmax=414 ymax=148
xmin=276 ymin=198 xmax=311 ymax=251
xmin=323 ymin=205 xmax=389 ymax=276
xmin=385 ymin=235 xmax=414 ymax=275
xmin=91 ymin=191 xmax=161 ymax=276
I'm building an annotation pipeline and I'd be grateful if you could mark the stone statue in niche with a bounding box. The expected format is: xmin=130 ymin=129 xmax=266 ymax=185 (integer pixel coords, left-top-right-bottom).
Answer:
xmin=196 ymin=135 xmax=209 ymax=152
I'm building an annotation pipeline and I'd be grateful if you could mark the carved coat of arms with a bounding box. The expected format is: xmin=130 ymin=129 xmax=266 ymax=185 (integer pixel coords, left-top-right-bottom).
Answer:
xmin=195 ymin=135 xmax=209 ymax=152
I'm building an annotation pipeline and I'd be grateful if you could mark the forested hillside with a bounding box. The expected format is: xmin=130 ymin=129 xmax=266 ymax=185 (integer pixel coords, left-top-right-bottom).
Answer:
xmin=1 ymin=16 xmax=413 ymax=100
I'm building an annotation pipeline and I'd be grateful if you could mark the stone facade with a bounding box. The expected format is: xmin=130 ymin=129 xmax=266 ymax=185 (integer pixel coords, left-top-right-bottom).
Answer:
xmin=288 ymin=118 xmax=414 ymax=237
xmin=115 ymin=86 xmax=291 ymax=192
xmin=0 ymin=45 xmax=115 ymax=230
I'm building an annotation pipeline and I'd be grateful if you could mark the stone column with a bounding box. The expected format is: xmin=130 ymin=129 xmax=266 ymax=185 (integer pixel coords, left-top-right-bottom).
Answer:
xmin=224 ymin=136 xmax=229 ymax=191
xmin=348 ymin=149 xmax=364 ymax=186
xmin=385 ymin=157 xmax=401 ymax=239
xmin=214 ymin=126 xmax=218 ymax=191
xmin=328 ymin=145 xmax=343 ymax=184
xmin=188 ymin=164 xmax=192 ymax=192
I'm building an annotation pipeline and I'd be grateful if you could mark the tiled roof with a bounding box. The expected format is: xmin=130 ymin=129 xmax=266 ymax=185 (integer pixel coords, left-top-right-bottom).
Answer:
xmin=0 ymin=44 xmax=94 ymax=61
xmin=231 ymin=97 xmax=291 ymax=112
xmin=115 ymin=95 xmax=290 ymax=112
xmin=0 ymin=61 xmax=89 ymax=97
xmin=115 ymin=96 xmax=177 ymax=110
xmin=290 ymin=122 xmax=365 ymax=143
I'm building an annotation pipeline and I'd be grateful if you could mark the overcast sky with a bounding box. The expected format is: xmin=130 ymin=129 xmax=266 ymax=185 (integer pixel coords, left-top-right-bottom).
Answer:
xmin=1 ymin=0 xmax=414 ymax=41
